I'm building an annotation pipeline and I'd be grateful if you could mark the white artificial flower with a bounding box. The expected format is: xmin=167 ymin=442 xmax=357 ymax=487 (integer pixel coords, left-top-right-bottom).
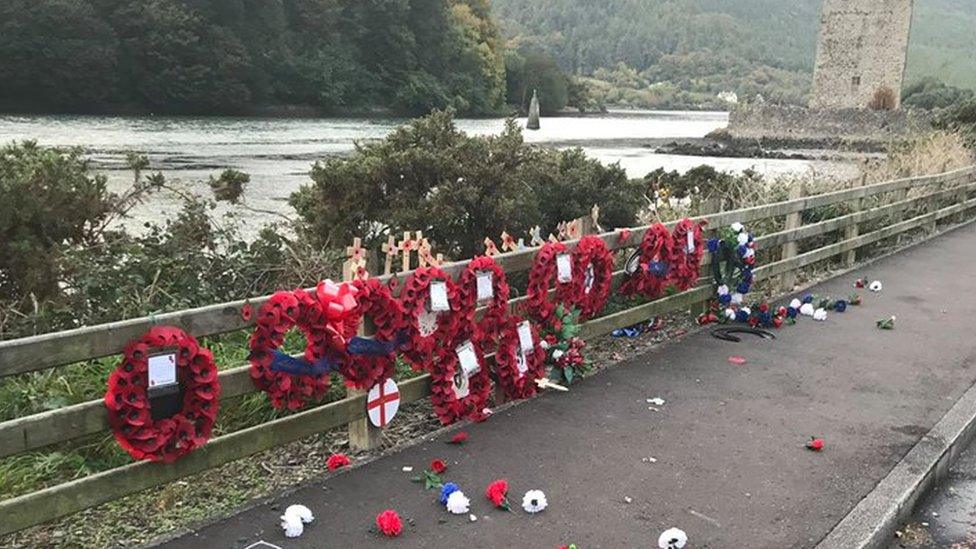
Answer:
xmin=552 ymin=349 xmax=565 ymax=360
xmin=743 ymin=248 xmax=755 ymax=258
xmin=869 ymin=280 xmax=883 ymax=292
xmin=284 ymin=504 xmax=314 ymax=524
xmin=731 ymin=292 xmax=744 ymax=305
xmin=658 ymin=527 xmax=688 ymax=548
xmin=730 ymin=222 xmax=744 ymax=232
xmin=789 ymin=298 xmax=802 ymax=309
xmin=522 ymin=490 xmax=548 ymax=513
xmin=280 ymin=513 xmax=304 ymax=538
xmin=717 ymin=284 xmax=730 ymax=296
xmin=736 ymin=233 xmax=750 ymax=246
xmin=740 ymin=306 xmax=751 ymax=316
xmin=725 ymin=308 xmax=737 ymax=321
xmin=540 ymin=339 xmax=550 ymax=350
xmin=446 ymin=490 xmax=471 ymax=514
xmin=813 ymin=308 xmax=828 ymax=321
xmin=799 ymin=303 xmax=815 ymax=316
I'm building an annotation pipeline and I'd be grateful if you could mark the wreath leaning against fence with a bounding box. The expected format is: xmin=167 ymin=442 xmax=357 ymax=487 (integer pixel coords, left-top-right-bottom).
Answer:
xmin=668 ymin=218 xmax=708 ymax=291
xmin=493 ymin=316 xmax=547 ymax=400
xmin=619 ymin=223 xmax=673 ymax=299
xmin=457 ymin=255 xmax=510 ymax=347
xmin=400 ymin=266 xmax=464 ymax=371
xmin=104 ymin=326 xmax=220 ymax=462
xmin=708 ymin=222 xmax=757 ymax=312
xmin=566 ymin=235 xmax=614 ymax=321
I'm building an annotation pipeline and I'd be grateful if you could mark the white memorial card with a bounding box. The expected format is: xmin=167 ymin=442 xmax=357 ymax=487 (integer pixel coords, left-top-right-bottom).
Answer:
xmin=583 ymin=264 xmax=595 ymax=294
xmin=517 ymin=321 xmax=535 ymax=353
xmin=476 ymin=271 xmax=494 ymax=301
xmin=430 ymin=281 xmax=450 ymax=312
xmin=686 ymin=230 xmax=696 ymax=253
xmin=148 ymin=352 xmax=177 ymax=388
xmin=556 ymin=253 xmax=573 ymax=283
xmin=456 ymin=341 xmax=481 ymax=376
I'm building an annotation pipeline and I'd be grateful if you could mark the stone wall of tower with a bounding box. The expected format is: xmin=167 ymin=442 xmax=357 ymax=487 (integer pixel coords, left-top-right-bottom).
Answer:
xmin=810 ymin=0 xmax=914 ymax=110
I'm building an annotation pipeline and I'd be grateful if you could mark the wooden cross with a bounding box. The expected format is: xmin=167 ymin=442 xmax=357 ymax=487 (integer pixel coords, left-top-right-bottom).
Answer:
xmin=529 ymin=226 xmax=544 ymax=246
xmin=590 ymin=204 xmax=602 ymax=233
xmin=484 ymin=237 xmax=500 ymax=256
xmin=555 ymin=221 xmax=568 ymax=241
xmin=500 ymin=231 xmax=517 ymax=252
xmin=343 ymin=237 xmax=368 ymax=281
xmin=398 ymin=231 xmax=416 ymax=273
xmin=566 ymin=220 xmax=582 ymax=240
xmin=418 ymin=237 xmax=443 ymax=267
xmin=381 ymin=235 xmax=398 ymax=275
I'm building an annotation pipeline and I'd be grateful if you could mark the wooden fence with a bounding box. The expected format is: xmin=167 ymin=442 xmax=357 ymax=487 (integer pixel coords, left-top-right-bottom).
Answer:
xmin=1 ymin=165 xmax=976 ymax=536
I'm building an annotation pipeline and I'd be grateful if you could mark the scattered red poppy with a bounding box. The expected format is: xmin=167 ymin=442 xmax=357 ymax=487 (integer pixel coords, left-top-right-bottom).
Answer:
xmin=429 ymin=459 xmax=447 ymax=474
xmin=448 ymin=431 xmax=469 ymax=444
xmin=376 ymin=509 xmax=403 ymax=537
xmin=241 ymin=302 xmax=253 ymax=321
xmin=806 ymin=437 xmax=825 ymax=451
xmin=728 ymin=355 xmax=747 ymax=365
xmin=326 ymin=453 xmax=351 ymax=471
xmin=485 ymin=479 xmax=510 ymax=509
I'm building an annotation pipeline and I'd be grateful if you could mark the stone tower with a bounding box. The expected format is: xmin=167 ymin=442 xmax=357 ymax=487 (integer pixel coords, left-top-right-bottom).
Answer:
xmin=810 ymin=0 xmax=914 ymax=110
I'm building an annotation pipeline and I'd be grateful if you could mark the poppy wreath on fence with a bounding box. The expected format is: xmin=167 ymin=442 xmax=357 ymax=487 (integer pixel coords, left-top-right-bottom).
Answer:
xmin=428 ymin=337 xmax=492 ymax=425
xmin=104 ymin=326 xmax=220 ymax=462
xmin=668 ymin=218 xmax=708 ymax=291
xmin=493 ymin=316 xmax=547 ymax=400
xmin=400 ymin=266 xmax=464 ymax=371
xmin=566 ymin=235 xmax=614 ymax=320
xmin=619 ymin=223 xmax=673 ymax=299
xmin=341 ymin=277 xmax=407 ymax=390
xmin=525 ymin=241 xmax=575 ymax=328
xmin=248 ymin=288 xmax=346 ymax=410
xmin=457 ymin=255 xmax=510 ymax=347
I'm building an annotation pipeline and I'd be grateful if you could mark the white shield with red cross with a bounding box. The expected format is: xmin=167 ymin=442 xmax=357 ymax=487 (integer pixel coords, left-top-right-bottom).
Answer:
xmin=367 ymin=378 xmax=400 ymax=428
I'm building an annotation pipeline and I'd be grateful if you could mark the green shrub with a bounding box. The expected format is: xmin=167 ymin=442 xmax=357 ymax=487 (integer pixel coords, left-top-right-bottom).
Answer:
xmin=291 ymin=110 xmax=645 ymax=258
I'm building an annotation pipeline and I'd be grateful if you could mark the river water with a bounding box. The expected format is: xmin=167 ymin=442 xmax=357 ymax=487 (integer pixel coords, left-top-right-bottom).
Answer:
xmin=0 ymin=110 xmax=855 ymax=232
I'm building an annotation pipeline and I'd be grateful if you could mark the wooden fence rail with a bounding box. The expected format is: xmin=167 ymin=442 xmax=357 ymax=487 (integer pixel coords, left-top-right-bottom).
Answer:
xmin=1 ymin=165 xmax=975 ymax=536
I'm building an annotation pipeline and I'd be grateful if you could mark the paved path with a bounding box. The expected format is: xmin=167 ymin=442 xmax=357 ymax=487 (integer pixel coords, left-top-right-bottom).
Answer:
xmin=161 ymin=224 xmax=976 ymax=549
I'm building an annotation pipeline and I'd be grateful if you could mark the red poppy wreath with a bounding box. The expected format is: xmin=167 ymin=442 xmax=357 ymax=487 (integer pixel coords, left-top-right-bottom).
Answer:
xmin=428 ymin=337 xmax=492 ymax=425
xmin=566 ymin=235 xmax=614 ymax=320
xmin=493 ymin=316 xmax=547 ymax=400
xmin=400 ymin=266 xmax=465 ymax=371
xmin=619 ymin=222 xmax=673 ymax=299
xmin=457 ymin=255 xmax=510 ymax=347
xmin=525 ymin=241 xmax=575 ymax=328
xmin=340 ymin=277 xmax=407 ymax=390
xmin=104 ymin=326 xmax=220 ymax=462
xmin=668 ymin=218 xmax=708 ymax=291
xmin=248 ymin=288 xmax=347 ymax=410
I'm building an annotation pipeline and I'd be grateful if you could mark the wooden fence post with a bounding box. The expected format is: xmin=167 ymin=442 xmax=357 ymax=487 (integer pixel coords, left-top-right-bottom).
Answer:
xmin=780 ymin=184 xmax=804 ymax=291
xmin=692 ymin=196 xmax=722 ymax=317
xmin=347 ymin=247 xmax=382 ymax=452
xmin=843 ymin=175 xmax=866 ymax=266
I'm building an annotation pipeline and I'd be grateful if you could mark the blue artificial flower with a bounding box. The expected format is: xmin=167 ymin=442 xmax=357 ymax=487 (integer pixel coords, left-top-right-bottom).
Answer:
xmin=834 ymin=300 xmax=847 ymax=313
xmin=743 ymin=271 xmax=754 ymax=284
xmin=707 ymin=238 xmax=720 ymax=253
xmin=439 ymin=482 xmax=459 ymax=505
xmin=736 ymin=282 xmax=751 ymax=294
xmin=647 ymin=261 xmax=669 ymax=277
xmin=786 ymin=307 xmax=798 ymax=319
xmin=802 ymin=294 xmax=814 ymax=304
xmin=735 ymin=310 xmax=750 ymax=323
xmin=719 ymin=294 xmax=732 ymax=305
xmin=737 ymin=244 xmax=748 ymax=256
xmin=759 ymin=312 xmax=772 ymax=326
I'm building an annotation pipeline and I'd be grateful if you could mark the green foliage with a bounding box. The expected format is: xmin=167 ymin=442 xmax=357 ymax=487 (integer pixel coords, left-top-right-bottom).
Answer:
xmin=0 ymin=0 xmax=508 ymax=115
xmin=209 ymin=168 xmax=250 ymax=203
xmin=291 ymin=110 xmax=644 ymax=258
xmin=505 ymin=48 xmax=569 ymax=114
xmin=936 ymin=99 xmax=976 ymax=148
xmin=903 ymin=78 xmax=974 ymax=111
